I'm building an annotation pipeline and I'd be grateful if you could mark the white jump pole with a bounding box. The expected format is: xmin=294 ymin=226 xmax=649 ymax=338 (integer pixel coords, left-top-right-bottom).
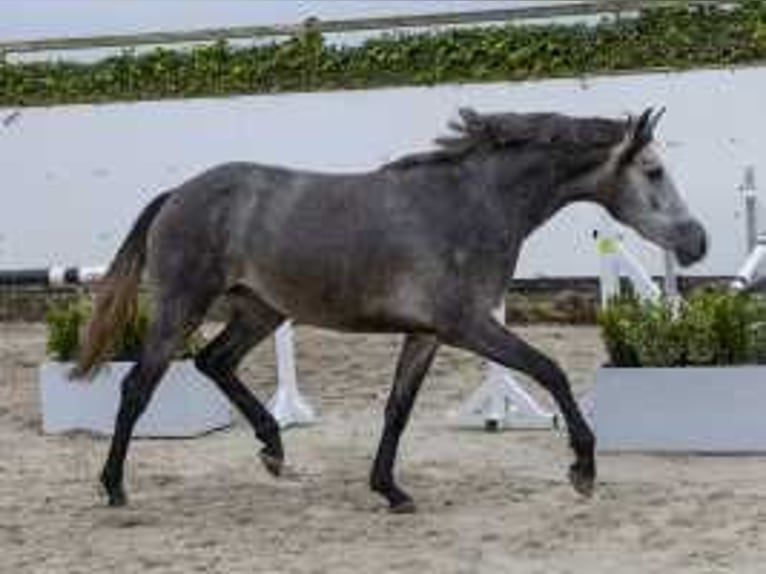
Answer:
xmin=0 ymin=265 xmax=108 ymax=287
xmin=450 ymin=301 xmax=556 ymax=431
xmin=596 ymin=227 xmax=622 ymax=306
xmin=732 ymin=240 xmax=766 ymax=291
xmin=0 ymin=265 xmax=314 ymax=428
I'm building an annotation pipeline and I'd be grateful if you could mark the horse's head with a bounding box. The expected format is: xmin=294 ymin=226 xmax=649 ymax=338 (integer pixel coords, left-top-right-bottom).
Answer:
xmin=601 ymin=108 xmax=707 ymax=267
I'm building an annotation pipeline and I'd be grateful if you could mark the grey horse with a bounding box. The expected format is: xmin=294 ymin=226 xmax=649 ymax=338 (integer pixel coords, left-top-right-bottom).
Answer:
xmin=74 ymin=107 xmax=707 ymax=513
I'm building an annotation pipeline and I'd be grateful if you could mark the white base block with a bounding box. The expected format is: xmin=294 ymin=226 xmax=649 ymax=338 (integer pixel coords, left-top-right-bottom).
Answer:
xmin=594 ymin=366 xmax=766 ymax=452
xmin=39 ymin=361 xmax=232 ymax=438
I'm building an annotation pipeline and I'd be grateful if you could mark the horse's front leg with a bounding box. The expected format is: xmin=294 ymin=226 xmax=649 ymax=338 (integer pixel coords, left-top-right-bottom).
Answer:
xmin=443 ymin=315 xmax=596 ymax=497
xmin=370 ymin=334 xmax=439 ymax=513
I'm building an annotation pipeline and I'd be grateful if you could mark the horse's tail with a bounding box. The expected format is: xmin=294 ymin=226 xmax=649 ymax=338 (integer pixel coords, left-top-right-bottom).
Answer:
xmin=71 ymin=192 xmax=171 ymax=379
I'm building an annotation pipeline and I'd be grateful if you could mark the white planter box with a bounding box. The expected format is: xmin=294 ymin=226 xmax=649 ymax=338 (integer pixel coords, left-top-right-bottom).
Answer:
xmin=594 ymin=366 xmax=766 ymax=453
xmin=39 ymin=361 xmax=232 ymax=438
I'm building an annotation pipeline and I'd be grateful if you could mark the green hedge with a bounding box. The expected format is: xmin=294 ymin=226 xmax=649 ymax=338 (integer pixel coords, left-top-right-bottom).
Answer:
xmin=45 ymin=295 xmax=205 ymax=362
xmin=2 ymin=1 xmax=766 ymax=107
xmin=598 ymin=288 xmax=766 ymax=368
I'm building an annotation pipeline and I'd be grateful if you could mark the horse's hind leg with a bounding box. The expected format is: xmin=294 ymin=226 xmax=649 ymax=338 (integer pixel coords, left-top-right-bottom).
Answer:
xmin=194 ymin=287 xmax=285 ymax=476
xmin=370 ymin=334 xmax=438 ymax=513
xmin=101 ymin=292 xmax=209 ymax=506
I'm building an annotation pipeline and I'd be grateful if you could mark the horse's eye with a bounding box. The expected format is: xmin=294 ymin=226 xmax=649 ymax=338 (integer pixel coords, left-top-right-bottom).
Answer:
xmin=646 ymin=166 xmax=664 ymax=182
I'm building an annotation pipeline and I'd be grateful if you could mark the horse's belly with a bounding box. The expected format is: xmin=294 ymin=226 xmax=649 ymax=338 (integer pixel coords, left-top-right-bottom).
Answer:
xmin=240 ymin=266 xmax=432 ymax=333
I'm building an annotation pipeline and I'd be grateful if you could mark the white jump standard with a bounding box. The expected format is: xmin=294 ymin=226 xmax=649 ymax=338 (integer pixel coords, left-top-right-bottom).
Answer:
xmin=268 ymin=322 xmax=316 ymax=428
xmin=731 ymin=167 xmax=766 ymax=292
xmin=451 ymin=303 xmax=556 ymax=431
xmin=595 ymin=221 xmax=664 ymax=306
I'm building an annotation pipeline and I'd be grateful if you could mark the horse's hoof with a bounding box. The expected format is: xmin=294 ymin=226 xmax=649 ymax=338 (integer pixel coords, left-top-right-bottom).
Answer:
xmin=389 ymin=499 xmax=417 ymax=514
xmin=101 ymin=476 xmax=127 ymax=507
xmin=568 ymin=463 xmax=595 ymax=498
xmin=108 ymin=495 xmax=127 ymax=507
xmin=259 ymin=450 xmax=284 ymax=477
xmin=104 ymin=487 xmax=127 ymax=507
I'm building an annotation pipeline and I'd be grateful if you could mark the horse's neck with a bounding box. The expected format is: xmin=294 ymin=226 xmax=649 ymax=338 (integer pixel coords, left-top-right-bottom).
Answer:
xmin=474 ymin=150 xmax=605 ymax=238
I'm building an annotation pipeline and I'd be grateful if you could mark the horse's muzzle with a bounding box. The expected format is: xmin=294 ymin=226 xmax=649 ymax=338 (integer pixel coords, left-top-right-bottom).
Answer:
xmin=673 ymin=219 xmax=708 ymax=267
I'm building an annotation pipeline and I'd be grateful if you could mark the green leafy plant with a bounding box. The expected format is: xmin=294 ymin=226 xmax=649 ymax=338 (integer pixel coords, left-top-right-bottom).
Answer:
xmin=45 ymin=294 xmax=205 ymax=362
xmin=598 ymin=287 xmax=766 ymax=368
xmin=45 ymin=296 xmax=90 ymax=361
xmin=2 ymin=2 xmax=766 ymax=107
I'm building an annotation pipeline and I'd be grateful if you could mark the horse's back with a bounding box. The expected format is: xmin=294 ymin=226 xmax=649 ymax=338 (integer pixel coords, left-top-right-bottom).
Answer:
xmin=142 ymin=160 xmax=470 ymax=331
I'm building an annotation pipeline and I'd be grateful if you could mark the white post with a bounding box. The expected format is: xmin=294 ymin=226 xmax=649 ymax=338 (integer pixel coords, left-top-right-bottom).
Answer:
xmin=663 ymin=250 xmax=679 ymax=301
xmin=267 ymin=321 xmax=316 ymax=428
xmin=743 ymin=166 xmax=758 ymax=254
xmin=596 ymin=227 xmax=621 ymax=306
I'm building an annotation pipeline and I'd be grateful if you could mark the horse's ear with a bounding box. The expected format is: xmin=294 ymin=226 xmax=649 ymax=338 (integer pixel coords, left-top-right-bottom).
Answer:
xmin=635 ymin=106 xmax=665 ymax=143
xmin=455 ymin=107 xmax=488 ymax=135
xmin=648 ymin=106 xmax=666 ymax=133
xmin=437 ymin=107 xmax=485 ymax=150
xmin=458 ymin=107 xmax=482 ymax=127
xmin=618 ymin=106 xmax=662 ymax=166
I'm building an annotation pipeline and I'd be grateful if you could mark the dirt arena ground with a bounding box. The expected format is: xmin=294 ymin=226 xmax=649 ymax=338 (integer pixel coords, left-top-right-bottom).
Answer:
xmin=2 ymin=323 xmax=766 ymax=574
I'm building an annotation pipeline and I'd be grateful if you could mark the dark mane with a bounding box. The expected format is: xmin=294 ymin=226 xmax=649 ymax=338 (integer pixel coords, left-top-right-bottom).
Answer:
xmin=383 ymin=108 xmax=627 ymax=170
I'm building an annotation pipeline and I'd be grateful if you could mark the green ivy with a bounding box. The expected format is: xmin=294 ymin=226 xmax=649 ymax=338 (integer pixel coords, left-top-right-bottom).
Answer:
xmin=2 ymin=2 xmax=766 ymax=106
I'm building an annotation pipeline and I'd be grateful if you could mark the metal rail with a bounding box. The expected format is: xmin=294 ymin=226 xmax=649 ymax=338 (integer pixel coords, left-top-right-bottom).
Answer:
xmin=0 ymin=1 xmax=740 ymax=55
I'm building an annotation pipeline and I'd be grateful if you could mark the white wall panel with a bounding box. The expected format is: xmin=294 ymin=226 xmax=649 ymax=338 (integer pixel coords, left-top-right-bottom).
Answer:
xmin=1 ymin=65 xmax=764 ymax=276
